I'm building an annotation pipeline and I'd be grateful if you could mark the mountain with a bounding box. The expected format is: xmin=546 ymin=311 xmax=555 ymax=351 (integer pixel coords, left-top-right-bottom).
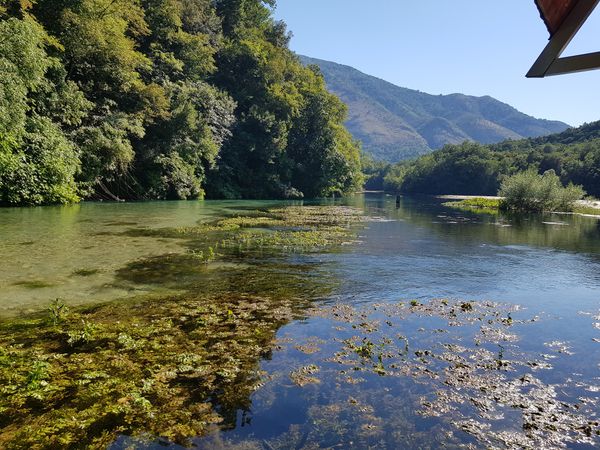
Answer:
xmin=299 ymin=56 xmax=570 ymax=162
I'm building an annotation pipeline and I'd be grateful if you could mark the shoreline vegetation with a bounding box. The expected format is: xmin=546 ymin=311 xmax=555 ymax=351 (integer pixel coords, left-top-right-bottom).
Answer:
xmin=442 ymin=196 xmax=600 ymax=217
xmin=0 ymin=1 xmax=362 ymax=207
xmin=363 ymin=120 xmax=600 ymax=211
xmin=442 ymin=197 xmax=600 ymax=216
xmin=1 ymin=0 xmax=598 ymax=211
xmin=439 ymin=170 xmax=592 ymax=215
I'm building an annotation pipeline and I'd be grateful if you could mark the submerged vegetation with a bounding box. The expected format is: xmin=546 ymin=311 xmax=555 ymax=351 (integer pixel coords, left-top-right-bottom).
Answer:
xmin=0 ymin=1 xmax=362 ymax=206
xmin=0 ymin=205 xmax=366 ymax=447
xmin=195 ymin=298 xmax=600 ymax=449
xmin=443 ymin=172 xmax=585 ymax=214
xmin=442 ymin=197 xmax=501 ymax=214
xmin=1 ymin=201 xmax=600 ymax=448
xmin=302 ymin=299 xmax=600 ymax=448
xmin=0 ymin=292 xmax=310 ymax=447
xmin=4 ymin=287 xmax=599 ymax=448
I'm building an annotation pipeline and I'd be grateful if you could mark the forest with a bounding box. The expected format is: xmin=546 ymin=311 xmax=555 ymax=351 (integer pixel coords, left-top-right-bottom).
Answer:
xmin=0 ymin=0 xmax=362 ymax=205
xmin=372 ymin=120 xmax=600 ymax=197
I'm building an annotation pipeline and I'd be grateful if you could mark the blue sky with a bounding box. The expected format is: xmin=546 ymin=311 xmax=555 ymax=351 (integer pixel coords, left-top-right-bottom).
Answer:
xmin=273 ymin=1 xmax=600 ymax=127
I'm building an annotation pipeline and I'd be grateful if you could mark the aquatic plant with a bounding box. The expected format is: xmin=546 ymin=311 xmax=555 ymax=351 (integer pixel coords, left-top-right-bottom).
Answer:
xmin=48 ymin=298 xmax=69 ymax=326
xmin=72 ymin=268 xmax=100 ymax=277
xmin=0 ymin=293 xmax=307 ymax=447
xmin=66 ymin=319 xmax=96 ymax=347
xmin=294 ymin=299 xmax=600 ymax=449
xmin=188 ymin=246 xmax=216 ymax=264
xmin=0 ymin=205 xmax=366 ymax=447
xmin=443 ymin=197 xmax=501 ymax=214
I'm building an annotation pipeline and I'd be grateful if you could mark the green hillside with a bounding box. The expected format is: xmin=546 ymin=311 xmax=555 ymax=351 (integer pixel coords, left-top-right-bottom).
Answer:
xmin=382 ymin=120 xmax=600 ymax=197
xmin=300 ymin=56 xmax=570 ymax=162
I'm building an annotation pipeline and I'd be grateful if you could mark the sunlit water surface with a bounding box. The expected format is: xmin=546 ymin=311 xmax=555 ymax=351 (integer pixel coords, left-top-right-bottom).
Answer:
xmin=2 ymin=194 xmax=600 ymax=449
xmin=0 ymin=200 xmax=290 ymax=315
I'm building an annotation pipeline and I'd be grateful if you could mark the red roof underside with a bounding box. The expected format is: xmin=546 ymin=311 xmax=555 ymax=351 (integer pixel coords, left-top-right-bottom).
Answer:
xmin=535 ymin=0 xmax=578 ymax=35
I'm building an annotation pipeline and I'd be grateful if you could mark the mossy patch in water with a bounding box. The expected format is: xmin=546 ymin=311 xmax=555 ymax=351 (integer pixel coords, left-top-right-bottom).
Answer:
xmin=190 ymin=299 xmax=596 ymax=450
xmin=0 ymin=292 xmax=314 ymax=448
xmin=267 ymin=299 xmax=600 ymax=449
xmin=443 ymin=198 xmax=501 ymax=215
xmin=103 ymin=221 xmax=139 ymax=227
xmin=214 ymin=215 xmax=285 ymax=230
xmin=72 ymin=268 xmax=100 ymax=277
xmin=11 ymin=280 xmax=55 ymax=289
xmin=0 ymin=206 xmax=366 ymax=448
xmin=121 ymin=206 xmax=365 ymax=242
xmin=114 ymin=206 xmax=365 ymax=291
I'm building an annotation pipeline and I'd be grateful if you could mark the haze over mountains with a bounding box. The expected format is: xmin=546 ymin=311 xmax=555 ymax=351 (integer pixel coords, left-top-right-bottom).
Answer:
xmin=300 ymin=56 xmax=570 ymax=162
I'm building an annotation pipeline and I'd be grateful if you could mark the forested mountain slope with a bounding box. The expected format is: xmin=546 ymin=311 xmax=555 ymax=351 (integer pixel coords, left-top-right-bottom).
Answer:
xmin=382 ymin=120 xmax=600 ymax=197
xmin=300 ymin=56 xmax=570 ymax=163
xmin=0 ymin=1 xmax=362 ymax=205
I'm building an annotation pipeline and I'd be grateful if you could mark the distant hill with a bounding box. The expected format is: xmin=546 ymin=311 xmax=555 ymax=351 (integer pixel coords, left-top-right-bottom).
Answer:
xmin=497 ymin=120 xmax=600 ymax=148
xmin=382 ymin=119 xmax=600 ymax=197
xmin=300 ymin=56 xmax=570 ymax=162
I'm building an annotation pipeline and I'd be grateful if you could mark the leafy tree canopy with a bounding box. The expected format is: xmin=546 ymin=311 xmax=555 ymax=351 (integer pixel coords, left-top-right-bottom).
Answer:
xmin=0 ymin=0 xmax=362 ymax=205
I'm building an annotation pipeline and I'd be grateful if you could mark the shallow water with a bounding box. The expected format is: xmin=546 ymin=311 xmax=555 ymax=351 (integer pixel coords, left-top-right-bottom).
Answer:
xmin=0 ymin=200 xmax=291 ymax=316
xmin=2 ymin=194 xmax=600 ymax=448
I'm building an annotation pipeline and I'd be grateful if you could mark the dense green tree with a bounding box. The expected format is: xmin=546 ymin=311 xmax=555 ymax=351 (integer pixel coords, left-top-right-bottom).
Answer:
xmin=136 ymin=81 xmax=236 ymax=199
xmin=361 ymin=153 xmax=389 ymax=191
xmin=285 ymin=69 xmax=362 ymax=197
xmin=0 ymin=16 xmax=87 ymax=204
xmin=500 ymin=170 xmax=584 ymax=212
xmin=386 ymin=142 xmax=499 ymax=195
xmin=207 ymin=18 xmax=361 ymax=198
xmin=0 ymin=0 xmax=362 ymax=205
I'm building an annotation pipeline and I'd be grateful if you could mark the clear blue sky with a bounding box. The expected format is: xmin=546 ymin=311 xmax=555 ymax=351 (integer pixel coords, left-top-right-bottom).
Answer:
xmin=273 ymin=0 xmax=600 ymax=127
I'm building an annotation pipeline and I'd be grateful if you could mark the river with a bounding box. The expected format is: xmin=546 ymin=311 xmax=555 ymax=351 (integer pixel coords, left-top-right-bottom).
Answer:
xmin=1 ymin=194 xmax=599 ymax=448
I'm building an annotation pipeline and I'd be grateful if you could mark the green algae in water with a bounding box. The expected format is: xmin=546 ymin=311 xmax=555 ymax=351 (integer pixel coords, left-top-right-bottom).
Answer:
xmin=3 ymin=203 xmax=599 ymax=449
xmin=442 ymin=197 xmax=502 ymax=216
xmin=0 ymin=206 xmax=366 ymax=448
xmin=11 ymin=280 xmax=55 ymax=289
xmin=72 ymin=268 xmax=101 ymax=277
xmin=0 ymin=293 xmax=301 ymax=447
xmin=195 ymin=299 xmax=600 ymax=450
xmin=114 ymin=206 xmax=364 ymax=292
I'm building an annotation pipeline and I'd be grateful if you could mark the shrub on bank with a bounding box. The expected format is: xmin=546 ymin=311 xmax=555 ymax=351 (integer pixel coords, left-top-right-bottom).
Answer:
xmin=499 ymin=170 xmax=584 ymax=212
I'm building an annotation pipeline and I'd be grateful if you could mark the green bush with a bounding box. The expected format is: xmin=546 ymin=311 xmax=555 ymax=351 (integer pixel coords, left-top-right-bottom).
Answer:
xmin=499 ymin=170 xmax=584 ymax=212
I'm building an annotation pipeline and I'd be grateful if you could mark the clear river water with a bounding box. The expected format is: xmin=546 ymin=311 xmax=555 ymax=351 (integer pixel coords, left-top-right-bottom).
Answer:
xmin=1 ymin=193 xmax=599 ymax=449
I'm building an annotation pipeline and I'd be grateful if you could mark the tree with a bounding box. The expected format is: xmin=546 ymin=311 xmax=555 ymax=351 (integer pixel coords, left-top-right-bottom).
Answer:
xmin=0 ymin=17 xmax=85 ymax=204
xmin=1 ymin=0 xmax=363 ymax=204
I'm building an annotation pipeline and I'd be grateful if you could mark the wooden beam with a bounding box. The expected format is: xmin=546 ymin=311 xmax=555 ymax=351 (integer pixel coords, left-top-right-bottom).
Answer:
xmin=545 ymin=51 xmax=600 ymax=75
xmin=527 ymin=0 xmax=600 ymax=77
